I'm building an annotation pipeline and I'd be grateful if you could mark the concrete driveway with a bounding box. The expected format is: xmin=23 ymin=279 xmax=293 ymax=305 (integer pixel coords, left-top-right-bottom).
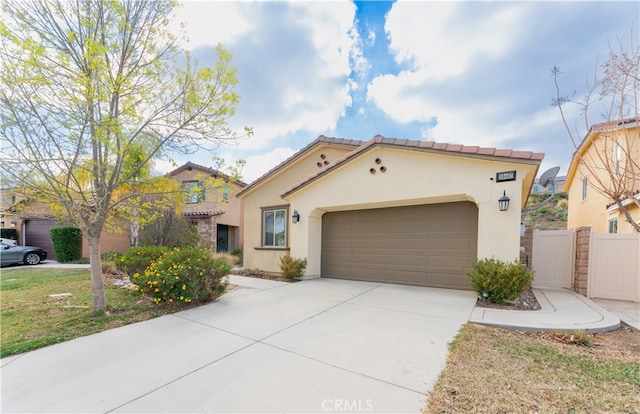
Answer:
xmin=1 ymin=277 xmax=477 ymax=413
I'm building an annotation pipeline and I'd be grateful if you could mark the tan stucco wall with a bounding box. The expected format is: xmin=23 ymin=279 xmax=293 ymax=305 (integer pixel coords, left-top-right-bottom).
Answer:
xmin=566 ymin=126 xmax=640 ymax=233
xmin=241 ymin=144 xmax=357 ymax=272
xmin=566 ymin=167 xmax=610 ymax=233
xmin=283 ymin=146 xmax=538 ymax=277
xmin=170 ymin=169 xmax=244 ymax=228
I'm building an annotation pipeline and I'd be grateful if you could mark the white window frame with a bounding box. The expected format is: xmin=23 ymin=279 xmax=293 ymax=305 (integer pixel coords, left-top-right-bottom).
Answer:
xmin=608 ymin=217 xmax=618 ymax=233
xmin=262 ymin=207 xmax=287 ymax=247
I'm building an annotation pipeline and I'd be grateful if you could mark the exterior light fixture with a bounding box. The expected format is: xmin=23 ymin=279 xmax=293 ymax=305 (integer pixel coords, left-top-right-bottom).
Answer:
xmin=292 ymin=210 xmax=300 ymax=223
xmin=498 ymin=191 xmax=510 ymax=211
xmin=10 ymin=221 xmax=16 ymax=228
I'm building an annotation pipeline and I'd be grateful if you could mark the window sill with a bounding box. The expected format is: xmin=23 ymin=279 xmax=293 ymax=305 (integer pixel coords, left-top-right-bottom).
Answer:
xmin=254 ymin=247 xmax=290 ymax=251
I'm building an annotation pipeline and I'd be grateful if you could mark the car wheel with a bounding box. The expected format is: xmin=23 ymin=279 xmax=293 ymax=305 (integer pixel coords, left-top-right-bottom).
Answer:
xmin=24 ymin=252 xmax=41 ymax=265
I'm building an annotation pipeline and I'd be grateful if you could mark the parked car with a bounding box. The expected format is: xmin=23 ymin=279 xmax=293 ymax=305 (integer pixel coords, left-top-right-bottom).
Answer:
xmin=0 ymin=238 xmax=18 ymax=246
xmin=0 ymin=242 xmax=47 ymax=266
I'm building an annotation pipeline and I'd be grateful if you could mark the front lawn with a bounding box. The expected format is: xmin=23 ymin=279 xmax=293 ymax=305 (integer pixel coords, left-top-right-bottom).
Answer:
xmin=426 ymin=323 xmax=640 ymax=413
xmin=0 ymin=268 xmax=195 ymax=357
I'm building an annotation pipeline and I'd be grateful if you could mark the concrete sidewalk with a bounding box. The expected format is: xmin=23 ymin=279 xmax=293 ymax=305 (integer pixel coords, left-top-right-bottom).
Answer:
xmin=470 ymin=287 xmax=622 ymax=333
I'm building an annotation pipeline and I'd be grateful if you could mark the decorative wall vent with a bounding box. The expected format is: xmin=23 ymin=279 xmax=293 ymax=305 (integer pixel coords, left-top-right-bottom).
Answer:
xmin=369 ymin=158 xmax=387 ymax=174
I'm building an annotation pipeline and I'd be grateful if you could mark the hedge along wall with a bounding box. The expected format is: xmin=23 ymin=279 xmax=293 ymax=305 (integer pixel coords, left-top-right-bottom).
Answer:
xmin=50 ymin=227 xmax=82 ymax=263
xmin=0 ymin=228 xmax=18 ymax=241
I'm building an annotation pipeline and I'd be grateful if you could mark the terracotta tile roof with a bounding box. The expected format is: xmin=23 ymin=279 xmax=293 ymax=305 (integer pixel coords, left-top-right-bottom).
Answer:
xmin=281 ymin=135 xmax=544 ymax=198
xmin=565 ymin=117 xmax=640 ymax=189
xmin=590 ymin=117 xmax=639 ymax=133
xmin=183 ymin=210 xmax=225 ymax=218
xmin=236 ymin=135 xmax=364 ymax=197
xmin=167 ymin=161 xmax=246 ymax=187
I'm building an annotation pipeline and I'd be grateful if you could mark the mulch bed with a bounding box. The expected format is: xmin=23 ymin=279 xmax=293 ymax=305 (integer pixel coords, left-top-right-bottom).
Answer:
xmin=475 ymin=287 xmax=542 ymax=311
xmin=230 ymin=268 xmax=299 ymax=283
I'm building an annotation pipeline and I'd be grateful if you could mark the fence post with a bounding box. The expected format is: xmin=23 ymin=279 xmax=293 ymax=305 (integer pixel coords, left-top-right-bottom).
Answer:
xmin=573 ymin=226 xmax=591 ymax=296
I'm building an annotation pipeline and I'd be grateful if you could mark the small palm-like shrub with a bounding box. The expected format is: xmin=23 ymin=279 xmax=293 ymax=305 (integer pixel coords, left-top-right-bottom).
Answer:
xmin=467 ymin=258 xmax=534 ymax=304
xmin=279 ymin=256 xmax=308 ymax=280
xmin=116 ymin=246 xmax=169 ymax=276
xmin=132 ymin=247 xmax=230 ymax=304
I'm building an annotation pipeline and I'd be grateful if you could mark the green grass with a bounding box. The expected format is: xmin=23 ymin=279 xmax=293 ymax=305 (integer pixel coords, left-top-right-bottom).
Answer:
xmin=1 ymin=268 xmax=186 ymax=357
xmin=426 ymin=323 xmax=640 ymax=413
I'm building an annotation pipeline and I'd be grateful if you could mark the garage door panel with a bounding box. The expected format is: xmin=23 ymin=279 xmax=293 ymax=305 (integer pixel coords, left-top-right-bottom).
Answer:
xmin=322 ymin=202 xmax=477 ymax=290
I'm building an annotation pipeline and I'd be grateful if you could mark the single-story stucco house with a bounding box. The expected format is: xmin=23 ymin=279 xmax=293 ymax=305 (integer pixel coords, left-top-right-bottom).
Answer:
xmin=237 ymin=135 xmax=543 ymax=290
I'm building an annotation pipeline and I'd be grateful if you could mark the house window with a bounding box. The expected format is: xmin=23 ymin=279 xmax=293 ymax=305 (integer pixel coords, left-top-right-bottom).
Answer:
xmin=581 ymin=177 xmax=588 ymax=201
xmin=614 ymin=141 xmax=623 ymax=177
xmin=222 ymin=183 xmax=229 ymax=202
xmin=263 ymin=208 xmax=287 ymax=247
xmin=182 ymin=181 xmax=204 ymax=203
xmin=608 ymin=218 xmax=618 ymax=233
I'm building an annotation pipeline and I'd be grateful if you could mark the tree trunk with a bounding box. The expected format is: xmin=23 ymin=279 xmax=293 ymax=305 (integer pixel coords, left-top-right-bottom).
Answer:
xmin=87 ymin=235 xmax=107 ymax=312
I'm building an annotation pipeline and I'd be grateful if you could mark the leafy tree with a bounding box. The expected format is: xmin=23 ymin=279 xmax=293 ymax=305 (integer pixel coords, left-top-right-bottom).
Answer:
xmin=0 ymin=0 xmax=250 ymax=311
xmin=552 ymin=39 xmax=640 ymax=231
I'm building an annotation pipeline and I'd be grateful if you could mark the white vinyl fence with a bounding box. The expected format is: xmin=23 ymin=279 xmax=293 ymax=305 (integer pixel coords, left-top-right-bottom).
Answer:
xmin=532 ymin=229 xmax=575 ymax=289
xmin=588 ymin=233 xmax=640 ymax=302
xmin=531 ymin=229 xmax=640 ymax=302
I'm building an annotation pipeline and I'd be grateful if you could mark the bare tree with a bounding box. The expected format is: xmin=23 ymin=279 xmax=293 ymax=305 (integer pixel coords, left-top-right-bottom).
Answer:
xmin=552 ymin=38 xmax=640 ymax=232
xmin=0 ymin=0 xmax=251 ymax=311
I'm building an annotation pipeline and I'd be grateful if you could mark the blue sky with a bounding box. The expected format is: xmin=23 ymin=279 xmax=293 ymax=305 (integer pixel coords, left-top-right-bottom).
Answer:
xmin=162 ymin=1 xmax=640 ymax=183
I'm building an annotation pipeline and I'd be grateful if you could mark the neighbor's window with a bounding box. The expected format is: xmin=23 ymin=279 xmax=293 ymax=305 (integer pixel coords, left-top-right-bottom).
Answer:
xmin=221 ymin=183 xmax=229 ymax=202
xmin=182 ymin=181 xmax=205 ymax=203
xmin=608 ymin=218 xmax=618 ymax=234
xmin=581 ymin=177 xmax=588 ymax=200
xmin=263 ymin=208 xmax=287 ymax=247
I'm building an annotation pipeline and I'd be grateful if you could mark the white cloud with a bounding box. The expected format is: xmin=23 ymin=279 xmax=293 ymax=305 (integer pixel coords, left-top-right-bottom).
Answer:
xmin=175 ymin=1 xmax=361 ymax=152
xmin=173 ymin=1 xmax=252 ymax=49
xmin=384 ymin=2 xmax=527 ymax=81
xmin=238 ymin=147 xmax=297 ymax=183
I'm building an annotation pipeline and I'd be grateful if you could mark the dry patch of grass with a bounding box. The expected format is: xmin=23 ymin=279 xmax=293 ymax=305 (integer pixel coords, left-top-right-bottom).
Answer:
xmin=0 ymin=268 xmax=208 ymax=357
xmin=426 ymin=323 xmax=640 ymax=414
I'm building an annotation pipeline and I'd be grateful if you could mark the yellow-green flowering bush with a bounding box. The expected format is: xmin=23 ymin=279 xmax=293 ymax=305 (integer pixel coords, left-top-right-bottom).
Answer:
xmin=117 ymin=246 xmax=170 ymax=276
xmin=132 ymin=247 xmax=231 ymax=304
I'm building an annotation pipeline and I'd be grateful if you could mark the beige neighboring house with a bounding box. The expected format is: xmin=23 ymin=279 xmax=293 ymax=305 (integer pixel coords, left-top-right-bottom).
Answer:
xmin=564 ymin=118 xmax=640 ymax=233
xmin=0 ymin=189 xmax=129 ymax=260
xmin=238 ymin=135 xmax=543 ymax=290
xmin=167 ymin=162 xmax=245 ymax=252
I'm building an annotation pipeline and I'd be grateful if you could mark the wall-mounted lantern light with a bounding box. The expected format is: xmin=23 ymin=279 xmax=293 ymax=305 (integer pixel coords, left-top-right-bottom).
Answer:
xmin=10 ymin=221 xmax=16 ymax=228
xmin=292 ymin=210 xmax=300 ymax=223
xmin=498 ymin=191 xmax=510 ymax=212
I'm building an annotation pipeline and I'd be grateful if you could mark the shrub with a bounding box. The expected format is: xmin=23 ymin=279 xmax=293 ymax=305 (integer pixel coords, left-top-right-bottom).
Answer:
xmin=132 ymin=247 xmax=231 ymax=304
xmin=279 ymin=256 xmax=308 ymax=280
xmin=212 ymin=252 xmax=240 ymax=267
xmin=231 ymin=248 xmax=243 ymax=265
xmin=467 ymin=258 xmax=534 ymax=304
xmin=116 ymin=246 xmax=170 ymax=276
xmin=139 ymin=209 xmax=202 ymax=248
xmin=50 ymin=227 xmax=82 ymax=263
xmin=0 ymin=228 xmax=18 ymax=241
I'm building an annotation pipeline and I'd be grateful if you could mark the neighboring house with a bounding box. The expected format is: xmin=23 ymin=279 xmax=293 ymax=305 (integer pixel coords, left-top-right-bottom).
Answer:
xmin=167 ymin=162 xmax=245 ymax=252
xmin=237 ymin=135 xmax=543 ymax=290
xmin=531 ymin=176 xmax=566 ymax=195
xmin=564 ymin=118 xmax=640 ymax=233
xmin=0 ymin=190 xmax=129 ymax=260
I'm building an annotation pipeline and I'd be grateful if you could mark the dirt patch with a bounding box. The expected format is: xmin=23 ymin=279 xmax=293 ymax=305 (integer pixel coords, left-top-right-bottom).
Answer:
xmin=475 ymin=287 xmax=542 ymax=311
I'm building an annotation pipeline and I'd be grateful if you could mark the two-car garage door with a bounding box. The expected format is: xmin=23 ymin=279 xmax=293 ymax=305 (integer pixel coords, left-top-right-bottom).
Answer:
xmin=321 ymin=202 xmax=478 ymax=290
